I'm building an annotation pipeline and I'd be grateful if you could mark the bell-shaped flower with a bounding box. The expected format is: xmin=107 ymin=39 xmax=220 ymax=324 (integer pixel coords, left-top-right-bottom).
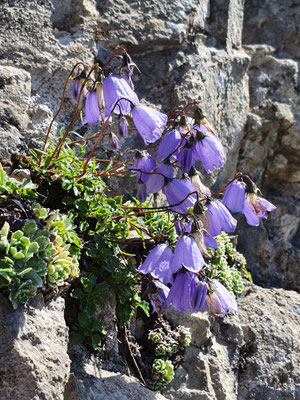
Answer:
xmin=243 ymin=193 xmax=276 ymax=226
xmin=192 ymin=129 xmax=226 ymax=174
xmin=172 ymin=234 xmax=205 ymax=274
xmin=222 ymin=180 xmax=246 ymax=213
xmin=132 ymin=104 xmax=167 ymax=145
xmin=132 ymin=151 xmax=156 ymax=183
xmin=164 ymin=272 xmax=196 ymax=312
xmin=73 ymin=80 xmax=81 ymax=101
xmin=177 ymin=142 xmax=194 ymax=173
xmin=206 ymin=279 xmax=237 ymax=317
xmin=200 ymin=200 xmax=237 ymax=237
xmin=138 ymin=244 xmax=174 ymax=284
xmin=72 ymin=70 xmax=87 ymax=101
xmin=82 ymin=91 xmax=101 ymax=126
xmin=103 ymin=74 xmax=139 ymax=117
xmin=148 ymin=280 xmax=170 ymax=314
xmin=163 ymin=179 xmax=196 ymax=214
xmin=109 ymin=133 xmax=119 ymax=150
xmin=155 ymin=129 xmax=182 ymax=160
xmin=191 ymin=281 xmax=208 ymax=311
xmin=121 ymin=53 xmax=140 ymax=89
xmin=146 ymin=162 xmax=173 ymax=194
xmin=137 ymin=182 xmax=147 ymax=203
xmin=117 ymin=113 xmax=128 ymax=138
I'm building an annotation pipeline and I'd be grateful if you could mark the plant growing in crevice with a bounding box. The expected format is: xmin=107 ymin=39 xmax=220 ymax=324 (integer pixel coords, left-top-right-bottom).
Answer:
xmin=1 ymin=44 xmax=276 ymax=391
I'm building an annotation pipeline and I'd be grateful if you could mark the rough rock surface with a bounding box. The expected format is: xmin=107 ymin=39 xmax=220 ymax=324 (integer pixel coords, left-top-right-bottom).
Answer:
xmin=65 ymin=346 xmax=168 ymax=400
xmin=0 ymin=293 xmax=70 ymax=400
xmin=164 ymin=284 xmax=300 ymax=400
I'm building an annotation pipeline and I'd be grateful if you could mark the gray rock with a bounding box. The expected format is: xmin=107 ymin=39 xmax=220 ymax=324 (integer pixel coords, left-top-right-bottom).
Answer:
xmin=0 ymin=293 xmax=70 ymax=400
xmin=164 ymin=284 xmax=300 ymax=400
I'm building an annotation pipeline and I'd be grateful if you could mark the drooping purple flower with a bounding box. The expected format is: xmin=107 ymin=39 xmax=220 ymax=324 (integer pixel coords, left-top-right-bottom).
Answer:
xmin=137 ymin=182 xmax=147 ymax=203
xmin=200 ymin=200 xmax=237 ymax=237
xmin=73 ymin=80 xmax=81 ymax=101
xmin=164 ymin=272 xmax=196 ymax=312
xmin=103 ymin=74 xmax=139 ymax=117
xmin=121 ymin=53 xmax=139 ymax=89
xmin=117 ymin=113 xmax=128 ymax=137
xmin=148 ymin=280 xmax=170 ymax=314
xmin=138 ymin=244 xmax=174 ymax=284
xmin=222 ymin=180 xmax=246 ymax=213
xmin=109 ymin=133 xmax=119 ymax=150
xmin=192 ymin=130 xmax=226 ymax=174
xmin=72 ymin=70 xmax=87 ymax=101
xmin=192 ymin=281 xmax=208 ymax=311
xmin=155 ymin=129 xmax=182 ymax=160
xmin=132 ymin=104 xmax=167 ymax=145
xmin=206 ymin=279 xmax=237 ymax=317
xmin=172 ymin=235 xmax=205 ymax=274
xmin=177 ymin=142 xmax=195 ymax=173
xmin=163 ymin=179 xmax=196 ymax=214
xmin=132 ymin=151 xmax=156 ymax=183
xmin=243 ymin=193 xmax=276 ymax=226
xmin=146 ymin=162 xmax=174 ymax=194
xmin=82 ymin=91 xmax=101 ymax=126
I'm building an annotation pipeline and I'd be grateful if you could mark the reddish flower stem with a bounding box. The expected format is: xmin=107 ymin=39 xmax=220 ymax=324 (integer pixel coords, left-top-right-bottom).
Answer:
xmin=39 ymin=62 xmax=85 ymax=166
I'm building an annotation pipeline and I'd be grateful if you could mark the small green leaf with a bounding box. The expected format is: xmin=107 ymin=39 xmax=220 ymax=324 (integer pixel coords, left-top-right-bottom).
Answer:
xmin=90 ymin=333 xmax=101 ymax=350
xmin=78 ymin=312 xmax=91 ymax=329
xmin=23 ymin=221 xmax=37 ymax=236
xmin=72 ymin=331 xmax=86 ymax=345
xmin=71 ymin=288 xmax=85 ymax=299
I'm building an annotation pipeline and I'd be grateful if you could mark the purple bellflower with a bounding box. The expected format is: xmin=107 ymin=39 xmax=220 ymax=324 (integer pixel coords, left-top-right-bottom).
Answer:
xmin=222 ymin=180 xmax=246 ymax=213
xmin=172 ymin=234 xmax=205 ymax=274
xmin=131 ymin=104 xmax=167 ymax=145
xmin=72 ymin=70 xmax=87 ymax=101
xmin=200 ymin=200 xmax=237 ymax=237
xmin=164 ymin=272 xmax=196 ymax=312
xmin=155 ymin=129 xmax=182 ymax=160
xmin=163 ymin=179 xmax=196 ymax=214
xmin=120 ymin=53 xmax=140 ymax=89
xmin=109 ymin=133 xmax=119 ymax=150
xmin=82 ymin=91 xmax=101 ymax=126
xmin=146 ymin=162 xmax=174 ymax=194
xmin=137 ymin=182 xmax=147 ymax=203
xmin=191 ymin=281 xmax=208 ymax=311
xmin=243 ymin=193 xmax=276 ymax=226
xmin=117 ymin=113 xmax=128 ymax=137
xmin=177 ymin=141 xmax=195 ymax=173
xmin=103 ymin=74 xmax=139 ymax=117
xmin=192 ymin=128 xmax=226 ymax=174
xmin=148 ymin=280 xmax=170 ymax=314
xmin=73 ymin=80 xmax=81 ymax=101
xmin=138 ymin=244 xmax=174 ymax=284
xmin=206 ymin=279 xmax=237 ymax=317
xmin=132 ymin=151 xmax=156 ymax=183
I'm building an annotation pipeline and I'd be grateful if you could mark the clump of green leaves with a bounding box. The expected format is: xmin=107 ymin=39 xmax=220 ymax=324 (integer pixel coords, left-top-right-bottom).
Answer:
xmin=0 ymin=208 xmax=81 ymax=308
xmin=147 ymin=321 xmax=192 ymax=390
xmin=0 ymin=165 xmax=81 ymax=308
xmin=204 ymin=231 xmax=251 ymax=295
xmin=152 ymin=359 xmax=174 ymax=390
xmin=0 ymin=163 xmax=37 ymax=200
